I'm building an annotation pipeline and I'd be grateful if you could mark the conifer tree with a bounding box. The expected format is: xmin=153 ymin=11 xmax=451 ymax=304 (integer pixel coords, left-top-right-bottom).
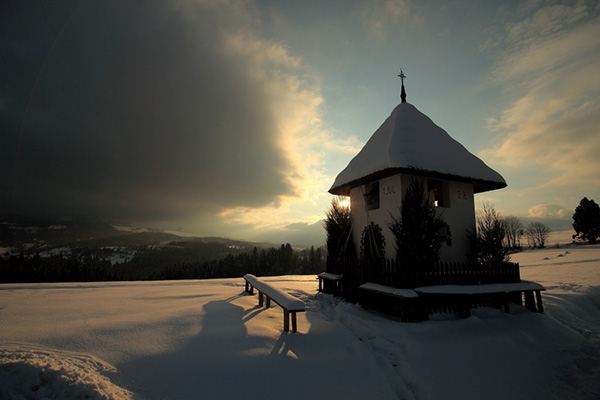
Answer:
xmin=572 ymin=197 xmax=600 ymax=243
xmin=324 ymin=197 xmax=356 ymax=258
xmin=389 ymin=178 xmax=449 ymax=268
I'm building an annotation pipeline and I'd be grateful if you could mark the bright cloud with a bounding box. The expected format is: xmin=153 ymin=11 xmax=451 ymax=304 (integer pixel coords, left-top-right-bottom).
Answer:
xmin=216 ymin=31 xmax=351 ymax=235
xmin=0 ymin=0 xmax=352 ymax=242
xmin=527 ymin=204 xmax=569 ymax=219
xmin=482 ymin=2 xmax=600 ymax=190
xmin=506 ymin=1 xmax=590 ymax=50
xmin=5 ymin=0 xmax=597 ymax=245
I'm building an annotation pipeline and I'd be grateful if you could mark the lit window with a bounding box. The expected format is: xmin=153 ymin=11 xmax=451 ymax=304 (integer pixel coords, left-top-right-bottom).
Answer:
xmin=427 ymin=179 xmax=448 ymax=208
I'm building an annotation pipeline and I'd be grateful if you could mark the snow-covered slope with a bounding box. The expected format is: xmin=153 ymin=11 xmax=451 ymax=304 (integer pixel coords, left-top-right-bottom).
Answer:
xmin=1 ymin=243 xmax=599 ymax=399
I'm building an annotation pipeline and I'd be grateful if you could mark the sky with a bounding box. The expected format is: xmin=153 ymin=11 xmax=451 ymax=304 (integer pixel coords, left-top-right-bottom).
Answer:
xmin=2 ymin=0 xmax=599 ymax=246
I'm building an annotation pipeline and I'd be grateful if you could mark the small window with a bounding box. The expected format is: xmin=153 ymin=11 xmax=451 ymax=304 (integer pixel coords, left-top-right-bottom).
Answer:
xmin=364 ymin=181 xmax=380 ymax=211
xmin=427 ymin=179 xmax=448 ymax=208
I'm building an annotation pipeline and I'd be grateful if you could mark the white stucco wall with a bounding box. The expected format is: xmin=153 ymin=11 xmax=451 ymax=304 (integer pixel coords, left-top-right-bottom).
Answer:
xmin=435 ymin=180 xmax=475 ymax=262
xmin=350 ymin=174 xmax=402 ymax=259
xmin=349 ymin=173 xmax=475 ymax=263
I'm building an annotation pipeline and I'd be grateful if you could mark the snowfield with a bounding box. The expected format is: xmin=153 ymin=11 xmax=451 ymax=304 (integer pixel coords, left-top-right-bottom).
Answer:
xmin=1 ymin=232 xmax=599 ymax=399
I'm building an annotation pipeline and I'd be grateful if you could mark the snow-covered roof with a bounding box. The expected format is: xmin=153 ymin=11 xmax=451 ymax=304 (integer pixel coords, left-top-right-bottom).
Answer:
xmin=329 ymin=102 xmax=506 ymax=195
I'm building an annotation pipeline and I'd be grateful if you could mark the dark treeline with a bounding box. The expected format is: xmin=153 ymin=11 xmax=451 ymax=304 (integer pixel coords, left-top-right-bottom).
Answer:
xmin=0 ymin=243 xmax=325 ymax=283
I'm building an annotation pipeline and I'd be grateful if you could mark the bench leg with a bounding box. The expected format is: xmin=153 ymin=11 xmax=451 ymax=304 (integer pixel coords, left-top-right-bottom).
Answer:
xmin=502 ymin=293 xmax=510 ymax=313
xmin=245 ymin=281 xmax=254 ymax=295
xmin=508 ymin=291 xmax=521 ymax=306
xmin=291 ymin=311 xmax=297 ymax=333
xmin=535 ymin=290 xmax=544 ymax=313
xmin=266 ymin=296 xmax=271 ymax=308
xmin=283 ymin=310 xmax=290 ymax=332
xmin=318 ymin=278 xmax=323 ymax=292
xmin=524 ymin=291 xmax=536 ymax=312
xmin=511 ymin=291 xmax=522 ymax=307
xmin=459 ymin=295 xmax=471 ymax=318
xmin=259 ymin=291 xmax=264 ymax=307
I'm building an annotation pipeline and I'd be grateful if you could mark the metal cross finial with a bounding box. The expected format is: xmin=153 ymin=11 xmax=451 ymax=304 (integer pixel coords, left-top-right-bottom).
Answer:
xmin=398 ymin=70 xmax=407 ymax=103
xmin=398 ymin=70 xmax=406 ymax=84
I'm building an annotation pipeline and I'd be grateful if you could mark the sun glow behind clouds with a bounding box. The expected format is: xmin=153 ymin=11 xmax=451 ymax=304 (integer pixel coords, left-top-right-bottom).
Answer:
xmin=208 ymin=24 xmax=366 ymax=240
xmin=338 ymin=199 xmax=350 ymax=208
xmin=5 ymin=0 xmax=599 ymax=244
xmin=214 ymin=31 xmax=334 ymax=236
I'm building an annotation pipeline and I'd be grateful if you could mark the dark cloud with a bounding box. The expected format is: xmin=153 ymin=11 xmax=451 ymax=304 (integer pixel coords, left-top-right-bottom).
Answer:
xmin=1 ymin=0 xmax=296 ymax=224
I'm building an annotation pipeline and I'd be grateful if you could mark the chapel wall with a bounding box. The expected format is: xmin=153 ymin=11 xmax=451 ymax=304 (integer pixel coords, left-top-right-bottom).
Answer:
xmin=349 ymin=173 xmax=475 ymax=263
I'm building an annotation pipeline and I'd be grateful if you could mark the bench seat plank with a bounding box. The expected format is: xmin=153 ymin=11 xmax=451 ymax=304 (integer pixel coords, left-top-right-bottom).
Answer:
xmin=317 ymin=272 xmax=343 ymax=296
xmin=359 ymin=283 xmax=419 ymax=298
xmin=317 ymin=272 xmax=342 ymax=281
xmin=415 ymin=280 xmax=546 ymax=315
xmin=243 ymin=274 xmax=306 ymax=332
xmin=244 ymin=275 xmax=305 ymax=311
xmin=415 ymin=281 xmax=545 ymax=295
xmin=358 ymin=283 xmax=423 ymax=321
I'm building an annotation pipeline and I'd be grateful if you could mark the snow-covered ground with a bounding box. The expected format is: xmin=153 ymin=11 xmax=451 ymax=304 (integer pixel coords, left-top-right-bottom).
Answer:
xmin=1 ymin=232 xmax=599 ymax=399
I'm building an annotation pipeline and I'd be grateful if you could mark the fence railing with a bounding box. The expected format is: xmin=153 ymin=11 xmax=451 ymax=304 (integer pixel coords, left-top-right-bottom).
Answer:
xmin=326 ymin=257 xmax=521 ymax=302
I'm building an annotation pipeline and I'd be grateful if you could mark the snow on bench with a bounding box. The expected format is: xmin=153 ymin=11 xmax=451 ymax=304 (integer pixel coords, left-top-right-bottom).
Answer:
xmin=414 ymin=280 xmax=545 ymax=295
xmin=415 ymin=280 xmax=546 ymax=314
xmin=317 ymin=272 xmax=342 ymax=296
xmin=359 ymin=282 xmax=419 ymax=298
xmin=317 ymin=272 xmax=342 ymax=281
xmin=358 ymin=283 xmax=422 ymax=322
xmin=357 ymin=280 xmax=545 ymax=320
xmin=243 ymin=274 xmax=305 ymax=332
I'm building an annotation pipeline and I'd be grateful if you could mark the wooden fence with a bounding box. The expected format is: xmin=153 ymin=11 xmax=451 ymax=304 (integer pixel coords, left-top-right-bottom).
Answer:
xmin=327 ymin=257 xmax=521 ymax=303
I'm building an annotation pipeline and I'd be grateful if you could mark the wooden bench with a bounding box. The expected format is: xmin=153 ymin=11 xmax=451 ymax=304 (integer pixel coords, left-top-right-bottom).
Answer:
xmin=415 ymin=280 xmax=546 ymax=317
xmin=243 ymin=274 xmax=306 ymax=332
xmin=317 ymin=272 xmax=342 ymax=296
xmin=359 ymin=283 xmax=423 ymax=322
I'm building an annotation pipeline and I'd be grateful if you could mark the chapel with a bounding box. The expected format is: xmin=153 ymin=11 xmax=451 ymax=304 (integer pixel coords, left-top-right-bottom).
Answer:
xmin=328 ymin=72 xmax=506 ymax=262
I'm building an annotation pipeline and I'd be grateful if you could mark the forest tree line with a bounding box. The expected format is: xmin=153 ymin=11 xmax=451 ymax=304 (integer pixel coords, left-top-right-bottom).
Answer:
xmin=0 ymin=243 xmax=326 ymax=283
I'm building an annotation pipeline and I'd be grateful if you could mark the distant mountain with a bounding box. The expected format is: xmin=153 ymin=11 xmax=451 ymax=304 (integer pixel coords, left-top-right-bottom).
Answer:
xmin=1 ymin=217 xmax=119 ymax=252
xmin=0 ymin=216 xmax=270 ymax=257
xmin=0 ymin=217 xmax=327 ymax=283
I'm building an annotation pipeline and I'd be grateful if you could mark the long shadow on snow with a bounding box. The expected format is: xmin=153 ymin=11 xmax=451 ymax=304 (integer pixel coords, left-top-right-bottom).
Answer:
xmin=117 ymin=297 xmax=268 ymax=399
xmin=117 ymin=289 xmax=398 ymax=400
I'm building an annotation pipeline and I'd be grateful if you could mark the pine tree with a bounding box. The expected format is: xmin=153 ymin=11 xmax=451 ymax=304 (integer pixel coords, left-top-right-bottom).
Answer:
xmin=389 ymin=178 xmax=450 ymax=268
xmin=324 ymin=197 xmax=356 ymax=258
xmin=572 ymin=197 xmax=600 ymax=243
